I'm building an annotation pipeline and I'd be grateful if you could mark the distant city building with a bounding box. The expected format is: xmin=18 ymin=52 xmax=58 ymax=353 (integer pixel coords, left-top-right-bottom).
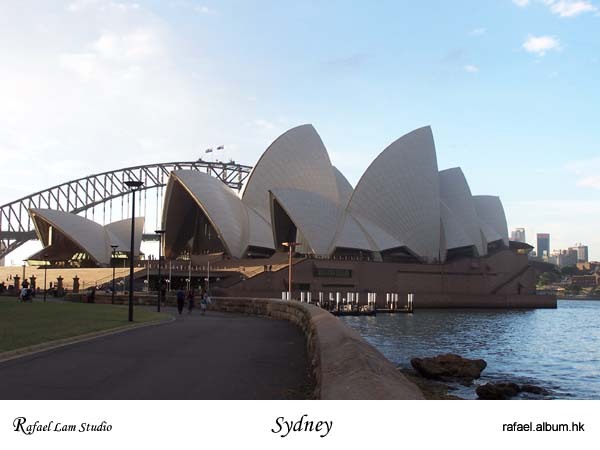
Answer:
xmin=510 ymin=228 xmax=526 ymax=243
xmin=537 ymin=233 xmax=550 ymax=260
xmin=571 ymin=274 xmax=599 ymax=288
xmin=576 ymin=261 xmax=600 ymax=272
xmin=551 ymin=249 xmax=578 ymax=268
xmin=569 ymin=243 xmax=589 ymax=263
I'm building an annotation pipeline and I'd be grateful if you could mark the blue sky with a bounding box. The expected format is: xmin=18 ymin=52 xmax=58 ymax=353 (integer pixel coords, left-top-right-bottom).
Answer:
xmin=0 ymin=0 xmax=599 ymax=262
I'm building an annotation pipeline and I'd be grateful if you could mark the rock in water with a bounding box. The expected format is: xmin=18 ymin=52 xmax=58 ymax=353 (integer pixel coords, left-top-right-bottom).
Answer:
xmin=520 ymin=384 xmax=550 ymax=396
xmin=410 ymin=354 xmax=487 ymax=381
xmin=476 ymin=383 xmax=521 ymax=400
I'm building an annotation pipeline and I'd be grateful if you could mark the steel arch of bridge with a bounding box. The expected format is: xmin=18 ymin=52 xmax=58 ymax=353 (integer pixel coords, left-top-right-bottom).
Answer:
xmin=0 ymin=161 xmax=253 ymax=260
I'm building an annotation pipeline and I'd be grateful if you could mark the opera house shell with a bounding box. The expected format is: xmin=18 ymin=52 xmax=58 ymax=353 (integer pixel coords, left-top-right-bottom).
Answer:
xmin=161 ymin=124 xmax=509 ymax=263
xmin=28 ymin=208 xmax=144 ymax=266
xmin=20 ymin=124 xmax=552 ymax=308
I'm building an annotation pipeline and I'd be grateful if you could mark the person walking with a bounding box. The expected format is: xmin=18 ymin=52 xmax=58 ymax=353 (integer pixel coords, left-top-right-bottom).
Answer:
xmin=176 ymin=288 xmax=185 ymax=315
xmin=19 ymin=286 xmax=29 ymax=302
xmin=200 ymin=289 xmax=208 ymax=315
xmin=160 ymin=281 xmax=167 ymax=306
xmin=187 ymin=287 xmax=195 ymax=314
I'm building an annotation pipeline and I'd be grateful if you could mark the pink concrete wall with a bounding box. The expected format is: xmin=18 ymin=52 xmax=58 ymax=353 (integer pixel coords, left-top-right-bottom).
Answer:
xmin=222 ymin=249 xmax=556 ymax=308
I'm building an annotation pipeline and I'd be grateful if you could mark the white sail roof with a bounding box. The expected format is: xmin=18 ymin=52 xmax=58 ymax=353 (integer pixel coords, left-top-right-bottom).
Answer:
xmin=439 ymin=167 xmax=486 ymax=256
xmin=270 ymin=188 xmax=342 ymax=255
xmin=246 ymin=207 xmax=275 ymax=250
xmin=29 ymin=209 xmax=143 ymax=265
xmin=347 ymin=126 xmax=441 ymax=261
xmin=333 ymin=166 xmax=353 ymax=208
xmin=473 ymin=195 xmax=509 ymax=246
xmin=332 ymin=212 xmax=376 ymax=252
xmin=166 ymin=170 xmax=250 ymax=259
xmin=158 ymin=124 xmax=508 ymax=263
xmin=440 ymin=201 xmax=473 ymax=253
xmin=104 ymin=217 xmax=144 ymax=255
xmin=242 ymin=124 xmax=341 ymax=224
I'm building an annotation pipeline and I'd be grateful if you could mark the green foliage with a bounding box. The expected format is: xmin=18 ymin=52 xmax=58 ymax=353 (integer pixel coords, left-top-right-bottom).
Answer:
xmin=569 ymin=285 xmax=583 ymax=294
xmin=537 ymin=270 xmax=560 ymax=286
xmin=561 ymin=266 xmax=579 ymax=276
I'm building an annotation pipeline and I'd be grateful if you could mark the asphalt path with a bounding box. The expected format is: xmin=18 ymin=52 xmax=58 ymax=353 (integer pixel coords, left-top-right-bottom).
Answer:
xmin=0 ymin=308 xmax=311 ymax=399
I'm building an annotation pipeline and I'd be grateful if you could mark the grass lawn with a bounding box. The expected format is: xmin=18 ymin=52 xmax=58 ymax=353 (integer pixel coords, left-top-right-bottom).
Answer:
xmin=0 ymin=298 xmax=168 ymax=353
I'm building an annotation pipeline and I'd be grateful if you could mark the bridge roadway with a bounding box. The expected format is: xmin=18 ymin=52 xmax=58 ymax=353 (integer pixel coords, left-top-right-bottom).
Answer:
xmin=0 ymin=309 xmax=311 ymax=399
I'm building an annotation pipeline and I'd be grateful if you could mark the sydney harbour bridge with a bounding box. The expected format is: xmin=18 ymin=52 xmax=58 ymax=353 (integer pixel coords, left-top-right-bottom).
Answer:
xmin=0 ymin=161 xmax=253 ymax=261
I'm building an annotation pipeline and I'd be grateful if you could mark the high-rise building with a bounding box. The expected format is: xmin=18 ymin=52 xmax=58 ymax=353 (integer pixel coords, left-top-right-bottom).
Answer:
xmin=510 ymin=228 xmax=526 ymax=243
xmin=554 ymin=249 xmax=578 ymax=268
xmin=569 ymin=243 xmax=589 ymax=263
xmin=537 ymin=233 xmax=550 ymax=259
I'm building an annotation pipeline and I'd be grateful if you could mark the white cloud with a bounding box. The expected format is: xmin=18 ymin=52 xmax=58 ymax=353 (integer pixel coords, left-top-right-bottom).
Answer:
xmin=59 ymin=53 xmax=100 ymax=79
xmin=578 ymin=176 xmax=600 ymax=188
xmin=67 ymin=0 xmax=140 ymax=13
xmin=566 ymin=157 xmax=600 ymax=189
xmin=542 ymin=0 xmax=597 ymax=17
xmin=92 ymin=29 xmax=164 ymax=61
xmin=254 ymin=119 xmax=276 ymax=130
xmin=464 ymin=64 xmax=480 ymax=73
xmin=0 ymin=0 xmax=261 ymax=214
xmin=67 ymin=0 xmax=100 ymax=11
xmin=513 ymin=0 xmax=598 ymax=17
xmin=522 ymin=35 xmax=561 ymax=56
xmin=469 ymin=27 xmax=486 ymax=36
xmin=195 ymin=5 xmax=215 ymax=14
xmin=57 ymin=28 xmax=166 ymax=84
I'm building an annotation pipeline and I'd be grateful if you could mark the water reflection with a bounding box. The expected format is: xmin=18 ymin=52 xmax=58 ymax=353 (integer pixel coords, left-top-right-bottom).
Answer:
xmin=340 ymin=300 xmax=600 ymax=399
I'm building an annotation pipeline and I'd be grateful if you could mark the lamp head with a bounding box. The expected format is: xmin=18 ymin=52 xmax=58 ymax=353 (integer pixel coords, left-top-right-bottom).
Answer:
xmin=124 ymin=180 xmax=144 ymax=189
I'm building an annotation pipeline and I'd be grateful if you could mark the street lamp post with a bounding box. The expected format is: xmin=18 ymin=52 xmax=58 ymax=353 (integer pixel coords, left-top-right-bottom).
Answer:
xmin=282 ymin=242 xmax=300 ymax=300
xmin=43 ymin=253 xmax=49 ymax=302
xmin=110 ymin=245 xmax=118 ymax=304
xmin=22 ymin=261 xmax=26 ymax=288
xmin=155 ymin=229 xmax=165 ymax=312
xmin=124 ymin=180 xmax=144 ymax=322
xmin=206 ymin=260 xmax=210 ymax=294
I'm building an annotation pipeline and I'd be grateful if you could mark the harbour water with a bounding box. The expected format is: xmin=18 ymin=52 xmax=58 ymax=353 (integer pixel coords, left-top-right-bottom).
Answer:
xmin=340 ymin=300 xmax=600 ymax=399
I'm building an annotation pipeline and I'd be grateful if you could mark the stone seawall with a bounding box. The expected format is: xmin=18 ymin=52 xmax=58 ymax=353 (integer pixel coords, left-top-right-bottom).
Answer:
xmin=208 ymin=297 xmax=424 ymax=400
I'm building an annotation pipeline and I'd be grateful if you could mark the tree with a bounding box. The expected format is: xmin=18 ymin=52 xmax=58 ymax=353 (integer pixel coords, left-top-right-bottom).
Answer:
xmin=561 ymin=266 xmax=579 ymax=277
xmin=569 ymin=285 xmax=582 ymax=294
xmin=538 ymin=270 xmax=560 ymax=286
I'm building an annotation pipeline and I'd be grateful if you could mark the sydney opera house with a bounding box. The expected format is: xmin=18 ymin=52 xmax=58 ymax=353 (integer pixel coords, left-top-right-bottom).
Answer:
xmin=28 ymin=209 xmax=144 ymax=267
xmin=27 ymin=124 xmax=554 ymax=307
xmin=163 ymin=125 xmax=507 ymax=262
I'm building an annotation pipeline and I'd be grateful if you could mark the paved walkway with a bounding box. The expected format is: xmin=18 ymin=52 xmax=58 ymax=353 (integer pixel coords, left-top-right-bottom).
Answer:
xmin=0 ymin=309 xmax=311 ymax=399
